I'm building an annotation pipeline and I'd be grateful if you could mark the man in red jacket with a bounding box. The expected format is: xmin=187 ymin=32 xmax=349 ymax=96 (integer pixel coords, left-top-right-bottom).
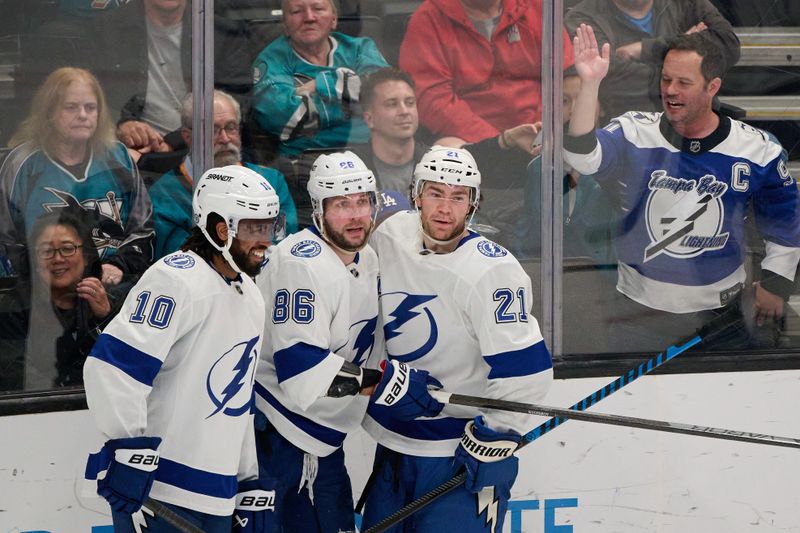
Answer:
xmin=399 ymin=0 xmax=574 ymax=142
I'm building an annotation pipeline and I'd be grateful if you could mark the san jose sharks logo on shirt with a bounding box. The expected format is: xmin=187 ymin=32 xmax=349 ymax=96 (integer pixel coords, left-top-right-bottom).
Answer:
xmin=206 ymin=336 xmax=260 ymax=418
xmin=381 ymin=291 xmax=438 ymax=363
xmin=643 ymin=170 xmax=730 ymax=262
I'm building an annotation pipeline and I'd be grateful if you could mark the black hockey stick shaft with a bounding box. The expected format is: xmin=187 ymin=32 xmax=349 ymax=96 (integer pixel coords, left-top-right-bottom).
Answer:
xmin=431 ymin=391 xmax=800 ymax=450
xmin=362 ymin=332 xmax=706 ymax=533
xmin=145 ymin=498 xmax=204 ymax=533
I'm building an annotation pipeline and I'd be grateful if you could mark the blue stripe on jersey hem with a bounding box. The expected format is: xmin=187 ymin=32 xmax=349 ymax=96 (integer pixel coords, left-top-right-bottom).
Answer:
xmin=89 ymin=333 xmax=162 ymax=386
xmin=156 ymin=458 xmax=238 ymax=499
xmin=274 ymin=342 xmax=330 ymax=383
xmin=255 ymin=382 xmax=346 ymax=448
xmin=367 ymin=404 xmax=469 ymax=441
xmin=484 ymin=341 xmax=553 ymax=380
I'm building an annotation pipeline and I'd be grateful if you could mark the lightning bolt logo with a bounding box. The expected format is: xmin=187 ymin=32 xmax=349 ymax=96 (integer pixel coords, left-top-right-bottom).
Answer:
xmin=131 ymin=505 xmax=155 ymax=533
xmin=382 ymin=292 xmax=438 ymax=362
xmin=644 ymin=193 xmax=712 ymax=261
xmin=350 ymin=316 xmax=377 ymax=366
xmin=476 ymin=486 xmax=500 ymax=533
xmin=206 ymin=336 xmax=260 ymax=418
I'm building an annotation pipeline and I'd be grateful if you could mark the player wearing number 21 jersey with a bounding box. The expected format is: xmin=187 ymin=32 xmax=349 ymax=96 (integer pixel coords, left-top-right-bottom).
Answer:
xmin=361 ymin=147 xmax=553 ymax=533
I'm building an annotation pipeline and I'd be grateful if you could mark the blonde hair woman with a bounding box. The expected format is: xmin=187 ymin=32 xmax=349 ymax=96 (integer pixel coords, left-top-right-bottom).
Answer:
xmin=0 ymin=67 xmax=154 ymax=286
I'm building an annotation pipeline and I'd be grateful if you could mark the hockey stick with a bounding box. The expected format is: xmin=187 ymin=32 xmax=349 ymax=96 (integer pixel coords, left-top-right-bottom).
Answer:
xmin=362 ymin=326 xmax=713 ymax=533
xmin=144 ymin=498 xmax=205 ymax=533
xmin=429 ymin=390 xmax=800 ymax=449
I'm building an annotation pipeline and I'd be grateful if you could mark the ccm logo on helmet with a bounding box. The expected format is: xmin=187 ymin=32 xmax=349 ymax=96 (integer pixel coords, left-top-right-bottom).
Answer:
xmin=207 ymin=173 xmax=233 ymax=182
xmin=441 ymin=168 xmax=465 ymax=174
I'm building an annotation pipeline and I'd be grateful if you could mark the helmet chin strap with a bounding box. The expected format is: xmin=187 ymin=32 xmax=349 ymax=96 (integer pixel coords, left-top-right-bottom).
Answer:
xmin=200 ymin=225 xmax=243 ymax=276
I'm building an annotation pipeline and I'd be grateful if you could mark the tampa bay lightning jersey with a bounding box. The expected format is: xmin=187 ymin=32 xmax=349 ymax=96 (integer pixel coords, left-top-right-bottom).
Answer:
xmin=564 ymin=112 xmax=800 ymax=313
xmin=252 ymin=33 xmax=389 ymax=156
xmin=83 ymin=251 xmax=265 ymax=515
xmin=255 ymin=228 xmax=382 ymax=457
xmin=363 ymin=212 xmax=553 ymax=457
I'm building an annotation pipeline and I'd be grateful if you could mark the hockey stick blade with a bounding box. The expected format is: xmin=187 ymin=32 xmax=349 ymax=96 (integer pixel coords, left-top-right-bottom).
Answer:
xmin=431 ymin=391 xmax=800 ymax=450
xmin=145 ymin=498 xmax=204 ymax=533
xmin=362 ymin=326 xmax=715 ymax=533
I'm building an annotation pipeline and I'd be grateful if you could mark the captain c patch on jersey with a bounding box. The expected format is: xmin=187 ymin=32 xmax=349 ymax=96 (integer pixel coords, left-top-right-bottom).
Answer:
xmin=643 ymin=170 xmax=730 ymax=262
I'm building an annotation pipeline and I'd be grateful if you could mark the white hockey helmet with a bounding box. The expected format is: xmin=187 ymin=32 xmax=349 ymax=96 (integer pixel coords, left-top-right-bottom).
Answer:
xmin=412 ymin=146 xmax=481 ymax=210
xmin=193 ymin=165 xmax=282 ymax=272
xmin=308 ymin=151 xmax=379 ymax=232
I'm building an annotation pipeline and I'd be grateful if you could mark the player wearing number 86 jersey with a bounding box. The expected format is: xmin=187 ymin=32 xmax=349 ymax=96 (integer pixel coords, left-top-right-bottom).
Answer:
xmin=254 ymin=151 xmax=382 ymax=533
xmin=83 ymin=165 xmax=282 ymax=531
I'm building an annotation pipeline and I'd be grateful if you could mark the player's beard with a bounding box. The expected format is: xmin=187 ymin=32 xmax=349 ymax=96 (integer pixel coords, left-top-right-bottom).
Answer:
xmin=229 ymin=239 xmax=266 ymax=277
xmin=213 ymin=143 xmax=241 ymax=167
xmin=323 ymin=218 xmax=371 ymax=253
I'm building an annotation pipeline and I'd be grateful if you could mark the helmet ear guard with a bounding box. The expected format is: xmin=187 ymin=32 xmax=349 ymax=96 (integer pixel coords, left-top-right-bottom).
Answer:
xmin=307 ymin=151 xmax=380 ymax=241
xmin=193 ymin=165 xmax=282 ymax=273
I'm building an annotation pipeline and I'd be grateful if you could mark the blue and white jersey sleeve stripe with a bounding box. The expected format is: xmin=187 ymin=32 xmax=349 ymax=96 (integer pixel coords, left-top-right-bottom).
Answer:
xmin=469 ymin=261 xmax=553 ymax=435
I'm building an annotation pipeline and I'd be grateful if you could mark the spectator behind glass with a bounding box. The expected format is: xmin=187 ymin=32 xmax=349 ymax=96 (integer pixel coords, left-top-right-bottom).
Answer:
xmin=90 ymin=0 xmax=254 ymax=159
xmin=352 ymin=67 xmax=541 ymax=223
xmin=251 ymin=0 xmax=389 ymax=157
xmin=564 ymin=26 xmax=800 ymax=352
xmin=564 ymin=0 xmax=740 ymax=122
xmin=398 ymin=0 xmax=574 ymax=143
xmin=149 ymin=90 xmax=298 ymax=258
xmin=0 ymin=210 xmax=125 ymax=391
xmin=0 ymin=67 xmax=155 ymax=287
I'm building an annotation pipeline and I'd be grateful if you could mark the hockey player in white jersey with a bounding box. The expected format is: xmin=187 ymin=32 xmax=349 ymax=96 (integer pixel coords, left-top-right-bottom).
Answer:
xmin=83 ymin=165 xmax=282 ymax=532
xmin=361 ymin=146 xmax=554 ymax=533
xmin=253 ymin=151 xmax=384 ymax=533
xmin=564 ymin=25 xmax=800 ymax=351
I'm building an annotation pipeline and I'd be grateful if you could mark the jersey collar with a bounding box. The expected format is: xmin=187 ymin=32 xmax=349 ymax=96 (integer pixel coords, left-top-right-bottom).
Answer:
xmin=659 ymin=112 xmax=731 ymax=154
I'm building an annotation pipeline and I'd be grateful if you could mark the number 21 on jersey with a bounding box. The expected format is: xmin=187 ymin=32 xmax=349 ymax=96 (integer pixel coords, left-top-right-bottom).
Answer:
xmin=493 ymin=287 xmax=528 ymax=323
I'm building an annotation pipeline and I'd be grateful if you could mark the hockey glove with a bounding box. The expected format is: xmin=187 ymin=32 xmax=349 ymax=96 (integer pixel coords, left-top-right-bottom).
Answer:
xmin=370 ymin=360 xmax=444 ymax=421
xmin=96 ymin=436 xmax=161 ymax=514
xmin=453 ymin=416 xmax=520 ymax=494
xmin=232 ymin=479 xmax=277 ymax=533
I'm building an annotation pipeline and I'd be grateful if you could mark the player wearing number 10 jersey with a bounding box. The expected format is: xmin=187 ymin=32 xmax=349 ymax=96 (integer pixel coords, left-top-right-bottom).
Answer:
xmin=254 ymin=151 xmax=383 ymax=533
xmin=361 ymin=147 xmax=553 ymax=533
xmin=83 ymin=165 xmax=283 ymax=531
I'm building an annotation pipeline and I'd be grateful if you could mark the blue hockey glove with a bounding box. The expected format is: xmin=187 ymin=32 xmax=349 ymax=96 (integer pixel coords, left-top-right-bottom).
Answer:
xmin=370 ymin=360 xmax=444 ymax=421
xmin=453 ymin=416 xmax=520 ymax=493
xmin=96 ymin=436 xmax=161 ymax=514
xmin=232 ymin=479 xmax=277 ymax=533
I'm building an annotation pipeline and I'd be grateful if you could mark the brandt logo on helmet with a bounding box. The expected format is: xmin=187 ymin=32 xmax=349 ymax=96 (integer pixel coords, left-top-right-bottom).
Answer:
xmin=477 ymin=240 xmax=508 ymax=258
xmin=163 ymin=254 xmax=196 ymax=269
xmin=207 ymin=173 xmax=233 ymax=182
xmin=291 ymin=240 xmax=322 ymax=258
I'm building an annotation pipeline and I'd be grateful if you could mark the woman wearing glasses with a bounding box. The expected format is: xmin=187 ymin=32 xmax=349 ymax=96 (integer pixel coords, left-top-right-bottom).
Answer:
xmin=0 ymin=209 xmax=125 ymax=391
xmin=0 ymin=67 xmax=154 ymax=289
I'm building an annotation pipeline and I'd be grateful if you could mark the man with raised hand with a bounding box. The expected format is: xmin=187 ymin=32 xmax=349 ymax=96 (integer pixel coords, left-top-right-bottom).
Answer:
xmin=83 ymin=165 xmax=283 ymax=532
xmin=253 ymin=151 xmax=384 ymax=533
xmin=361 ymin=146 xmax=554 ymax=533
xmin=564 ymin=24 xmax=800 ymax=351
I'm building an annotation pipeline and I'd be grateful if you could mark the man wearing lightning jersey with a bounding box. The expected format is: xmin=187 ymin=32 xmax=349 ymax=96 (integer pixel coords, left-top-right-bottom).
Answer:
xmin=361 ymin=146 xmax=554 ymax=533
xmin=83 ymin=165 xmax=282 ymax=532
xmin=564 ymin=25 xmax=800 ymax=351
xmin=254 ymin=151 xmax=382 ymax=533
